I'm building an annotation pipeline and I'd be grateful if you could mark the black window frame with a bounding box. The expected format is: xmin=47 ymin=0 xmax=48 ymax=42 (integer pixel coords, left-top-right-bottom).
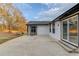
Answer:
xmin=49 ymin=24 xmax=51 ymax=32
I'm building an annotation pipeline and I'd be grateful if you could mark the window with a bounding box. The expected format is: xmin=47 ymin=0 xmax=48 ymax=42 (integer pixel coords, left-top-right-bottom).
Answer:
xmin=49 ymin=24 xmax=51 ymax=32
xmin=52 ymin=22 xmax=55 ymax=33
xmin=30 ymin=25 xmax=37 ymax=35
xmin=63 ymin=20 xmax=67 ymax=40
xmin=31 ymin=26 xmax=36 ymax=32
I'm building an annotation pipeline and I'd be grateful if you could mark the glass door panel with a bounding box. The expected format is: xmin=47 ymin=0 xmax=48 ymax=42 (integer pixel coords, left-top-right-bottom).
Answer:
xmin=69 ymin=16 xmax=78 ymax=45
xmin=30 ymin=26 xmax=37 ymax=35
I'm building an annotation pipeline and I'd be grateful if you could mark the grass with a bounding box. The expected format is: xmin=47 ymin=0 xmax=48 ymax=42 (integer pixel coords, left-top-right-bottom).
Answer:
xmin=0 ymin=33 xmax=21 ymax=44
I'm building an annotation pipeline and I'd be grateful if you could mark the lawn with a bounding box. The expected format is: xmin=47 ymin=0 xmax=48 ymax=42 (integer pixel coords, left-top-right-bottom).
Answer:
xmin=0 ymin=32 xmax=20 ymax=44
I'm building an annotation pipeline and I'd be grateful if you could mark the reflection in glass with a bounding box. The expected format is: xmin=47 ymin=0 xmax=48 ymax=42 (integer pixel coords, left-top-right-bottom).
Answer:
xmin=62 ymin=15 xmax=78 ymax=45
xmin=69 ymin=17 xmax=78 ymax=45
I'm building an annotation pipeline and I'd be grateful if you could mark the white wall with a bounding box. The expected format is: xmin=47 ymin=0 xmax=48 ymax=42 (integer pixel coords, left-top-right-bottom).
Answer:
xmin=37 ymin=25 xmax=49 ymax=35
xmin=49 ymin=21 xmax=61 ymax=40
xmin=27 ymin=26 xmax=31 ymax=35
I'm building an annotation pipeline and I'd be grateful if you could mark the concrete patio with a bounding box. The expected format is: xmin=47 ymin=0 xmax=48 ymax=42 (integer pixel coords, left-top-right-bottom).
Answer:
xmin=0 ymin=35 xmax=78 ymax=56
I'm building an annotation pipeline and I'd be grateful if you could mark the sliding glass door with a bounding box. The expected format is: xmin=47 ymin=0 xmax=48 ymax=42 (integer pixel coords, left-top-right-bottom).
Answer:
xmin=69 ymin=16 xmax=78 ymax=45
xmin=62 ymin=15 xmax=78 ymax=45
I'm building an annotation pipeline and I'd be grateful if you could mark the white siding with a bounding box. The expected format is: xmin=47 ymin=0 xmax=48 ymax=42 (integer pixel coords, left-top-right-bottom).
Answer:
xmin=37 ymin=25 xmax=49 ymax=35
xmin=49 ymin=21 xmax=61 ymax=40
xmin=28 ymin=26 xmax=31 ymax=35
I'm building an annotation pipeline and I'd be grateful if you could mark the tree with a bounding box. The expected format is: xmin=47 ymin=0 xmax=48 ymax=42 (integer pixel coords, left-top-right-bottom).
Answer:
xmin=0 ymin=3 xmax=27 ymax=34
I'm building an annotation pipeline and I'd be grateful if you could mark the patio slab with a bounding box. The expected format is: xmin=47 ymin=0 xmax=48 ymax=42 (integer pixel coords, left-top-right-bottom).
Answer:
xmin=0 ymin=35 xmax=78 ymax=56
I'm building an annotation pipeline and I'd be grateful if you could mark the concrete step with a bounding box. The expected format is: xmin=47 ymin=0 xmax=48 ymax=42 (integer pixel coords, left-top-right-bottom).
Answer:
xmin=57 ymin=40 xmax=79 ymax=53
xmin=57 ymin=41 xmax=73 ymax=53
xmin=74 ymin=48 xmax=79 ymax=53
xmin=59 ymin=40 xmax=77 ymax=50
xmin=62 ymin=39 xmax=78 ymax=48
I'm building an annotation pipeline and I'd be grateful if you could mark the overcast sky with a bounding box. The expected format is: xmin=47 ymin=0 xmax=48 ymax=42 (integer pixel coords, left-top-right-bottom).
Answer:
xmin=14 ymin=3 xmax=77 ymax=21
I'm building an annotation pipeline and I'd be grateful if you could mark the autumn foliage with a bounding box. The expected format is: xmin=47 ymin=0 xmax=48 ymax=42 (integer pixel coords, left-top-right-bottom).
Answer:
xmin=0 ymin=3 xmax=27 ymax=34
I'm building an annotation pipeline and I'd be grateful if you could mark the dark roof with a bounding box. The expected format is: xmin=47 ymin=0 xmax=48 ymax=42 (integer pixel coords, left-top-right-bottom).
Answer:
xmin=52 ymin=3 xmax=79 ymax=22
xmin=28 ymin=21 xmax=50 ymax=25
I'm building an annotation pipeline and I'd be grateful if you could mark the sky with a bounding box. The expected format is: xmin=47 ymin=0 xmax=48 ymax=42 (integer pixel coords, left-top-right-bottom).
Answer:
xmin=13 ymin=3 xmax=77 ymax=21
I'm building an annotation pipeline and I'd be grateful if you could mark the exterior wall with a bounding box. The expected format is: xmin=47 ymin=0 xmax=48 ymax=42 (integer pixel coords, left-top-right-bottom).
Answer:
xmin=27 ymin=25 xmax=31 ymax=35
xmin=49 ymin=21 xmax=61 ymax=40
xmin=37 ymin=25 xmax=49 ymax=35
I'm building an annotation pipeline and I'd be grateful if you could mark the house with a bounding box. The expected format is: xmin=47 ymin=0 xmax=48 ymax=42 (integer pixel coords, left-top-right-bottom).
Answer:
xmin=27 ymin=21 xmax=50 ymax=35
xmin=49 ymin=3 xmax=79 ymax=47
xmin=27 ymin=4 xmax=79 ymax=48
